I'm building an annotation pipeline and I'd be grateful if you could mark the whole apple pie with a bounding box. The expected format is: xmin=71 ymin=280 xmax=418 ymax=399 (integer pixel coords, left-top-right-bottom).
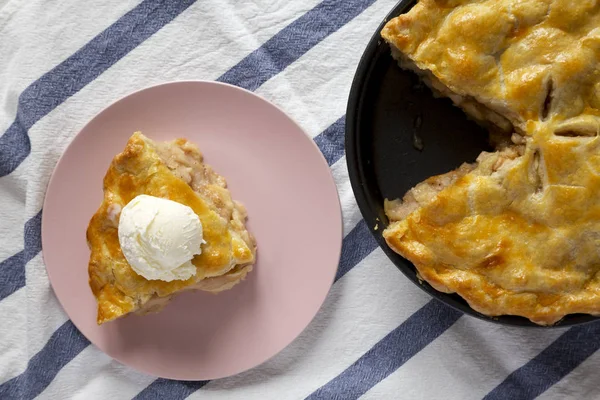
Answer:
xmin=381 ymin=0 xmax=600 ymax=325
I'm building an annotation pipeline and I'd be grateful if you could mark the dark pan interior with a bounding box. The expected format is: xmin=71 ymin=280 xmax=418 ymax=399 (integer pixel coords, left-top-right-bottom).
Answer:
xmin=345 ymin=0 xmax=599 ymax=327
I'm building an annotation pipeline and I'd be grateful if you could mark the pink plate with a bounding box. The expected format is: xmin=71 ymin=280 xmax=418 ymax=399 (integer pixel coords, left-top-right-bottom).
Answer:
xmin=42 ymin=81 xmax=342 ymax=380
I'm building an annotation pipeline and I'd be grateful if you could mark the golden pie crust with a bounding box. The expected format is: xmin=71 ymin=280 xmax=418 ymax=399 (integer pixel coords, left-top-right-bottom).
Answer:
xmin=87 ymin=132 xmax=256 ymax=324
xmin=381 ymin=0 xmax=600 ymax=325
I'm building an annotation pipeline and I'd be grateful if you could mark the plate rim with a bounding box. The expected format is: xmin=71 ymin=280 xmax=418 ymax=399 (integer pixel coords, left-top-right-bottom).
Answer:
xmin=41 ymin=79 xmax=344 ymax=379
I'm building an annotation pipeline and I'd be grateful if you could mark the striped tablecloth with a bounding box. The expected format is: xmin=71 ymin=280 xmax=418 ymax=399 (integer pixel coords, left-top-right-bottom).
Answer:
xmin=1 ymin=0 xmax=599 ymax=399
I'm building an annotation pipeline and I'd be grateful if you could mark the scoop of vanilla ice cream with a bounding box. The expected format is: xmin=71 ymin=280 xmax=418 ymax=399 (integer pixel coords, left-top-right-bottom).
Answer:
xmin=118 ymin=194 xmax=204 ymax=282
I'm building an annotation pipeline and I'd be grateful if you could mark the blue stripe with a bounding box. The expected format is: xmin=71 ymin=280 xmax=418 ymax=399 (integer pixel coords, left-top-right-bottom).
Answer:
xmin=484 ymin=322 xmax=600 ymax=400
xmin=134 ymin=379 xmax=209 ymax=400
xmin=0 ymin=252 xmax=25 ymax=299
xmin=0 ymin=210 xmax=42 ymax=300
xmin=0 ymin=321 xmax=90 ymax=400
xmin=217 ymin=0 xmax=376 ymax=91
xmin=315 ymin=117 xmax=346 ymax=167
xmin=0 ymin=0 xmax=197 ymax=177
xmin=306 ymin=300 xmax=462 ymax=400
xmin=335 ymin=219 xmax=377 ymax=282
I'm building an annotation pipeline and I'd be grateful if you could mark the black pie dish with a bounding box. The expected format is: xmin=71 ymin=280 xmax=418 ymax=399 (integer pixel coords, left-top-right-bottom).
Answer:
xmin=345 ymin=0 xmax=599 ymax=327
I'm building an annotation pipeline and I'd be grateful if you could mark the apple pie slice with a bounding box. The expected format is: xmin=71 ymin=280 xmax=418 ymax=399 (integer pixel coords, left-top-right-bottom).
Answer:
xmin=380 ymin=0 xmax=600 ymax=324
xmin=87 ymin=132 xmax=256 ymax=324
